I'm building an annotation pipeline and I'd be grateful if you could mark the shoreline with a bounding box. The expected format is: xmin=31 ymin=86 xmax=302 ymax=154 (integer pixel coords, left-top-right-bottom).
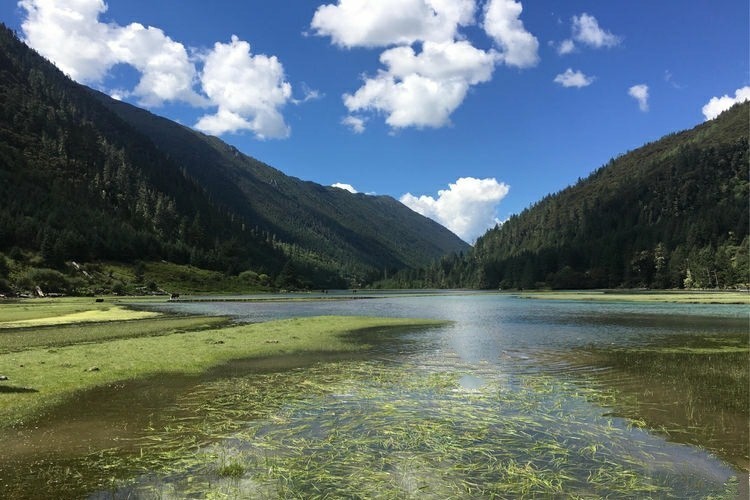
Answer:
xmin=513 ymin=289 xmax=749 ymax=304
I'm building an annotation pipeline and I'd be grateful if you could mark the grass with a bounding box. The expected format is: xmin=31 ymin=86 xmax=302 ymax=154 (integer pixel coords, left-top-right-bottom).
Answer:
xmin=80 ymin=360 xmax=740 ymax=499
xmin=0 ymin=297 xmax=138 ymax=323
xmin=105 ymin=260 xmax=271 ymax=294
xmin=0 ymin=309 xmax=445 ymax=429
xmin=0 ymin=307 xmax=159 ymax=328
xmin=563 ymin=332 xmax=750 ymax=470
xmin=215 ymin=455 xmax=247 ymax=479
xmin=140 ymin=261 xmax=265 ymax=294
xmin=0 ymin=315 xmax=229 ymax=353
xmin=516 ymin=289 xmax=750 ymax=304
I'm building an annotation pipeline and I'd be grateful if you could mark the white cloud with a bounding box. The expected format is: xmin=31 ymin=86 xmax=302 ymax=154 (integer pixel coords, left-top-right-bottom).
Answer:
xmin=379 ymin=41 xmax=496 ymax=82
xmin=400 ymin=177 xmax=510 ymax=243
xmin=702 ymin=86 xmax=750 ymax=120
xmin=19 ymin=0 xmax=202 ymax=106
xmin=19 ymin=0 xmax=295 ymax=140
xmin=195 ymin=36 xmax=292 ymax=139
xmin=292 ymin=83 xmax=324 ymax=104
xmin=556 ymin=13 xmax=620 ymax=55
xmin=313 ymin=0 xmax=538 ymax=131
xmin=310 ymin=0 xmax=475 ymax=48
xmin=19 ymin=0 xmax=115 ymax=82
xmin=111 ymin=22 xmax=205 ymax=107
xmin=571 ymin=13 xmax=620 ymax=48
xmin=342 ymin=115 xmax=367 ymax=133
xmin=628 ymin=84 xmax=649 ymax=112
xmin=343 ymin=40 xmax=496 ymax=129
xmin=331 ymin=182 xmax=358 ymax=193
xmin=556 ymin=39 xmax=576 ymax=55
xmin=554 ymin=68 xmax=594 ymax=88
xmin=482 ymin=0 xmax=539 ymax=68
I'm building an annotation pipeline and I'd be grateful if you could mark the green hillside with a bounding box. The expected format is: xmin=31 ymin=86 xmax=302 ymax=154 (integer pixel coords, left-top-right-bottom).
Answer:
xmin=379 ymin=102 xmax=749 ymax=290
xmin=90 ymin=93 xmax=468 ymax=273
xmin=0 ymin=25 xmax=467 ymax=294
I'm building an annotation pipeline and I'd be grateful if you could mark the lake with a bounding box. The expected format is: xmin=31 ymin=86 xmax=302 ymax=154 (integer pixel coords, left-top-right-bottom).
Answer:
xmin=2 ymin=292 xmax=747 ymax=498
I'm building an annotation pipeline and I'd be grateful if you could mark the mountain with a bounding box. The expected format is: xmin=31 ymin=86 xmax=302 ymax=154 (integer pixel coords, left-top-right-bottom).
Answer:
xmin=0 ymin=25 xmax=468 ymax=291
xmin=87 ymin=89 xmax=468 ymax=276
xmin=379 ymin=101 xmax=749 ymax=290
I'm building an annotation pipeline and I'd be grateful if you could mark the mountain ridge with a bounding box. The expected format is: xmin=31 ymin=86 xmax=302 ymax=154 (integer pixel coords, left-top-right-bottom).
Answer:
xmin=86 ymin=87 xmax=469 ymax=272
xmin=0 ymin=24 xmax=468 ymax=293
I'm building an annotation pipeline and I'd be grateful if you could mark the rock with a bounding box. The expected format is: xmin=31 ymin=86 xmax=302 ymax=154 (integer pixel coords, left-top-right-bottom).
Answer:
xmin=0 ymin=375 xmax=8 ymax=381
xmin=85 ymin=366 xmax=100 ymax=372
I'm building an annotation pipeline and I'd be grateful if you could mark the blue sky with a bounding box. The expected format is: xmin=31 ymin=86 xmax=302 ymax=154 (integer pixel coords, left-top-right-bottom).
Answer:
xmin=2 ymin=1 xmax=748 ymax=242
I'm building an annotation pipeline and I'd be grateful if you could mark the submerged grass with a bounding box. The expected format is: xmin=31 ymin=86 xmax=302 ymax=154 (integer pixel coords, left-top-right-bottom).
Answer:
xmin=0 ymin=315 xmax=444 ymax=429
xmin=561 ymin=332 xmax=750 ymax=470
xmin=41 ymin=359 xmax=739 ymax=499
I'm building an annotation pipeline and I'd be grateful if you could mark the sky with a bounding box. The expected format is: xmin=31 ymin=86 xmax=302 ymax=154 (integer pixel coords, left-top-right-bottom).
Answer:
xmin=1 ymin=1 xmax=748 ymax=243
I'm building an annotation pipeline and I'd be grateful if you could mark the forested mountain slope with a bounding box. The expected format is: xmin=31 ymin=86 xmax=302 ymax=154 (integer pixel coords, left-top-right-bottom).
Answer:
xmin=381 ymin=102 xmax=749 ymax=290
xmin=90 ymin=91 xmax=468 ymax=275
xmin=0 ymin=25 xmax=467 ymax=291
xmin=473 ymin=101 xmax=749 ymax=289
xmin=0 ymin=26 xmax=284 ymax=277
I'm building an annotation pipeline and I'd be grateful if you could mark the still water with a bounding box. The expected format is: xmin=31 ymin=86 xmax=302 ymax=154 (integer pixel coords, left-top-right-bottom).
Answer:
xmin=4 ymin=293 xmax=749 ymax=498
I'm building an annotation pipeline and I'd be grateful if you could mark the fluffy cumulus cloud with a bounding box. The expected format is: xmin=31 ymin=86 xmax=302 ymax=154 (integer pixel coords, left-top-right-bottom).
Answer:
xmin=554 ymin=68 xmax=594 ymax=88
xmin=195 ymin=36 xmax=291 ymax=138
xmin=482 ymin=0 xmax=539 ymax=68
xmin=556 ymin=39 xmax=576 ymax=55
xmin=571 ymin=13 xmax=620 ymax=48
xmin=344 ymin=41 xmax=496 ymax=129
xmin=557 ymin=13 xmax=620 ymax=55
xmin=19 ymin=0 xmax=115 ymax=82
xmin=628 ymin=84 xmax=649 ymax=112
xmin=313 ymin=0 xmax=538 ymax=132
xmin=310 ymin=0 xmax=475 ymax=48
xmin=702 ymin=86 xmax=750 ymax=120
xmin=400 ymin=177 xmax=510 ymax=243
xmin=113 ymin=23 xmax=206 ymax=107
xmin=19 ymin=0 xmax=295 ymax=140
xmin=20 ymin=0 xmax=202 ymax=105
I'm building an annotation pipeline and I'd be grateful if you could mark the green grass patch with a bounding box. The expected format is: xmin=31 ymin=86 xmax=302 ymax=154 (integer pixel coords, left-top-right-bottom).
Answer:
xmin=0 ymin=306 xmax=159 ymax=328
xmin=215 ymin=458 xmax=247 ymax=479
xmin=0 ymin=297 xmax=128 ymax=323
xmin=0 ymin=316 xmax=445 ymax=429
xmin=139 ymin=261 xmax=270 ymax=294
xmin=517 ymin=290 xmax=750 ymax=304
xmin=0 ymin=315 xmax=229 ymax=353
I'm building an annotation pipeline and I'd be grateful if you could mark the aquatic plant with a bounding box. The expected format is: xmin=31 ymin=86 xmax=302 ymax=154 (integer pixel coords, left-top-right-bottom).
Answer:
xmin=24 ymin=357 xmax=737 ymax=499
